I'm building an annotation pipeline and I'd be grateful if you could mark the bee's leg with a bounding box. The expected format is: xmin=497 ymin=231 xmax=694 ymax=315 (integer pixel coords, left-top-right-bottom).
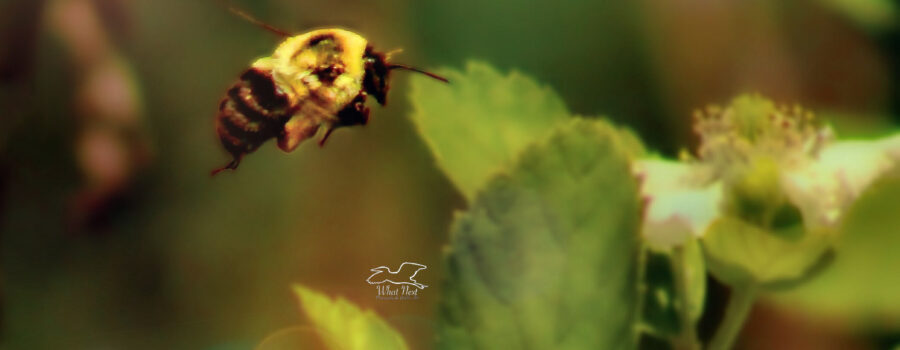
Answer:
xmin=319 ymin=93 xmax=370 ymax=147
xmin=210 ymin=154 xmax=243 ymax=176
xmin=318 ymin=123 xmax=337 ymax=147
xmin=342 ymin=92 xmax=370 ymax=126
xmin=278 ymin=115 xmax=320 ymax=152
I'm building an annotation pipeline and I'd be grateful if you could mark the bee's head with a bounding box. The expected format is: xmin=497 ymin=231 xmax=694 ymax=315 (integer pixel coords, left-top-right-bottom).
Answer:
xmin=363 ymin=46 xmax=448 ymax=106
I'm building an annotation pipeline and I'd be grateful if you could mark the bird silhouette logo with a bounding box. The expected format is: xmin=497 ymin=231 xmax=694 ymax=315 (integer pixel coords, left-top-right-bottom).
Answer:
xmin=366 ymin=262 xmax=428 ymax=290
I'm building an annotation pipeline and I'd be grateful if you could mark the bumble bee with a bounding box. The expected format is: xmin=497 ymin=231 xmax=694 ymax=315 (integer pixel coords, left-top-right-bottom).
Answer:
xmin=212 ymin=7 xmax=447 ymax=175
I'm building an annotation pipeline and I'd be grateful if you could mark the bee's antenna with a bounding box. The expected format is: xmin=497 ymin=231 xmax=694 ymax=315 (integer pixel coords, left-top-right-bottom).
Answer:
xmin=220 ymin=1 xmax=291 ymax=37
xmin=388 ymin=64 xmax=449 ymax=83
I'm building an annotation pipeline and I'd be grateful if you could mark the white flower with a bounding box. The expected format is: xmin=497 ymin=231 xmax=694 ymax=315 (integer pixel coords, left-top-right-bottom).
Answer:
xmin=636 ymin=95 xmax=900 ymax=248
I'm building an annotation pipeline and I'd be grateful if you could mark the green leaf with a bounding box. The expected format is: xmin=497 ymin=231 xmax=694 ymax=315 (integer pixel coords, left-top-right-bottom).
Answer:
xmin=409 ymin=61 xmax=571 ymax=201
xmin=770 ymin=172 xmax=900 ymax=321
xmin=437 ymin=119 xmax=642 ymax=349
xmin=292 ymin=285 xmax=409 ymax=350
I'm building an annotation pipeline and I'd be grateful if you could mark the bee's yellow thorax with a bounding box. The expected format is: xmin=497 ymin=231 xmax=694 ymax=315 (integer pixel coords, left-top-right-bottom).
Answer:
xmin=274 ymin=29 xmax=367 ymax=77
xmin=250 ymin=29 xmax=368 ymax=111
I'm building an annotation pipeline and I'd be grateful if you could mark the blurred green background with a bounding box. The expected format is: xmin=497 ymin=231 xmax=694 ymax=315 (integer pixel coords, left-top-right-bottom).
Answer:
xmin=0 ymin=0 xmax=898 ymax=349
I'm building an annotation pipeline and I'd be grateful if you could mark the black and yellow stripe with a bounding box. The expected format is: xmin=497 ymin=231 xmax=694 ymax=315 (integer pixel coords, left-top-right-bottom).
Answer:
xmin=215 ymin=69 xmax=294 ymax=157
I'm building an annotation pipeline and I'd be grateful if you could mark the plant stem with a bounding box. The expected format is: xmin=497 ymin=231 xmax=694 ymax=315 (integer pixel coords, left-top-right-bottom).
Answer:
xmin=672 ymin=246 xmax=700 ymax=350
xmin=708 ymin=285 xmax=757 ymax=350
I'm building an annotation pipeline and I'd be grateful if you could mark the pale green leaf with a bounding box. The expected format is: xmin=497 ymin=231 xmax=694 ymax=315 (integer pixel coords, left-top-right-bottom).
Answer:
xmin=292 ymin=285 xmax=408 ymax=350
xmin=409 ymin=61 xmax=571 ymax=200
xmin=681 ymin=240 xmax=706 ymax=323
xmin=701 ymin=216 xmax=831 ymax=288
xmin=770 ymin=172 xmax=900 ymax=322
xmin=818 ymin=0 xmax=897 ymax=30
xmin=437 ymin=119 xmax=642 ymax=349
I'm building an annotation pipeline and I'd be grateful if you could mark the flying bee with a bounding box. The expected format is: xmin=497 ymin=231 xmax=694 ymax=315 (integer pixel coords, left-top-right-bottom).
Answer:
xmin=212 ymin=6 xmax=448 ymax=175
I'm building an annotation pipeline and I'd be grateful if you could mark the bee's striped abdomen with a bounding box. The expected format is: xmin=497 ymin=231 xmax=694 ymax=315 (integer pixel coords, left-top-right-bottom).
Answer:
xmin=215 ymin=69 xmax=294 ymax=158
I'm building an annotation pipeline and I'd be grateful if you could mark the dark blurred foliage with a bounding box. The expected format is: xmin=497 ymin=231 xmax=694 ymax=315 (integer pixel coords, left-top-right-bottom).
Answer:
xmin=878 ymin=26 xmax=900 ymax=121
xmin=410 ymin=0 xmax=670 ymax=149
xmin=0 ymin=0 xmax=897 ymax=349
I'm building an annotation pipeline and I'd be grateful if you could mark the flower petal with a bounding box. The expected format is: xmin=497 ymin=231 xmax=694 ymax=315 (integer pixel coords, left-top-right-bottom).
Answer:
xmin=782 ymin=134 xmax=900 ymax=230
xmin=635 ymin=159 xmax=723 ymax=248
